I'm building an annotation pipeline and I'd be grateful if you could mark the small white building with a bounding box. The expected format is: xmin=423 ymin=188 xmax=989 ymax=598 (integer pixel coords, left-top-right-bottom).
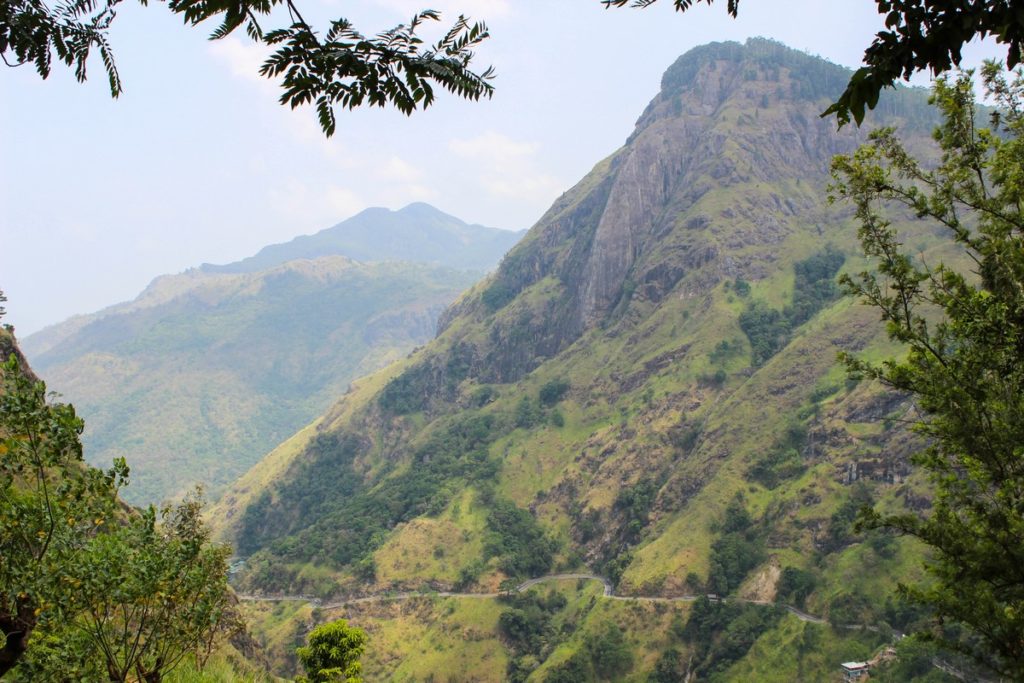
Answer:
xmin=841 ymin=661 xmax=870 ymax=681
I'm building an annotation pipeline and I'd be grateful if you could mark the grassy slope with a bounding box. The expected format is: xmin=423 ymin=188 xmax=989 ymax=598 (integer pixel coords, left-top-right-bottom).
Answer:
xmin=26 ymin=258 xmax=479 ymax=505
xmin=220 ymin=43 xmax=949 ymax=680
xmin=223 ymin=219 xmax=939 ymax=680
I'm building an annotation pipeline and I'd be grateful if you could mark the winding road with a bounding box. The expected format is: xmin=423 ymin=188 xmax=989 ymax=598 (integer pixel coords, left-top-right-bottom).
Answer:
xmin=236 ymin=573 xmax=826 ymax=624
xmin=238 ymin=575 xmax=987 ymax=680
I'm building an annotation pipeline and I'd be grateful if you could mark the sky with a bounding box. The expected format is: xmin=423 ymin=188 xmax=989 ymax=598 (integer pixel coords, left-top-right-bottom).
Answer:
xmin=0 ymin=0 xmax=1009 ymax=335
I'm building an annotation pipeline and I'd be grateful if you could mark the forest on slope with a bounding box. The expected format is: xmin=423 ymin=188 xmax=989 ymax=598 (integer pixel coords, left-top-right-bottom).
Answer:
xmin=23 ymin=204 xmax=521 ymax=505
xmin=213 ymin=40 xmax=972 ymax=680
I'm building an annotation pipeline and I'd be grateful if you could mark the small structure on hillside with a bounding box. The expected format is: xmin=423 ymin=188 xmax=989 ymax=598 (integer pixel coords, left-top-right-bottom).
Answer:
xmin=841 ymin=661 xmax=871 ymax=681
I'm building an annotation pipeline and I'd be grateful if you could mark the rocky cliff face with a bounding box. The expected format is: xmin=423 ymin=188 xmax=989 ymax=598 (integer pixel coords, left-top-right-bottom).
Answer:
xmin=436 ymin=39 xmax=934 ymax=385
xmin=0 ymin=328 xmax=38 ymax=383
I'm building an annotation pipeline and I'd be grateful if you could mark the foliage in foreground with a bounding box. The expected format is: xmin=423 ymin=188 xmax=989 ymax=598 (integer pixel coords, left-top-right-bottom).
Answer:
xmin=295 ymin=619 xmax=367 ymax=683
xmin=831 ymin=64 xmax=1024 ymax=678
xmin=1 ymin=0 xmax=493 ymax=136
xmin=0 ymin=327 xmax=237 ymax=681
xmin=605 ymin=0 xmax=1024 ymax=126
xmin=0 ymin=352 xmax=126 ymax=675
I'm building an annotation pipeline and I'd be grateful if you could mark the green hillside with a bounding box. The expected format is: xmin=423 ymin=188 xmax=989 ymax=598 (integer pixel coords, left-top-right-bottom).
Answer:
xmin=216 ymin=39 xmax=957 ymax=680
xmin=23 ymin=257 xmax=483 ymax=505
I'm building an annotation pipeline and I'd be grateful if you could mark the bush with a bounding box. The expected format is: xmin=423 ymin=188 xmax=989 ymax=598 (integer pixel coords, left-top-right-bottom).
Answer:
xmin=777 ymin=567 xmax=817 ymax=608
xmin=707 ymin=497 xmax=764 ymax=595
xmin=738 ymin=301 xmax=790 ymax=366
xmin=539 ymin=379 xmax=571 ymax=406
xmin=295 ymin=620 xmax=367 ymax=683
xmin=682 ymin=597 xmax=782 ymax=677
xmin=614 ymin=479 xmax=659 ymax=543
xmin=485 ymin=500 xmax=557 ymax=578
xmin=515 ymin=396 xmax=542 ymax=429
xmin=482 ymin=280 xmax=516 ymax=312
xmin=649 ymin=647 xmax=685 ymax=683
xmin=737 ymin=247 xmax=845 ymax=365
xmin=378 ymin=364 xmax=431 ymax=414
xmin=546 ymin=651 xmax=589 ymax=683
xmin=586 ymin=624 xmax=633 ymax=680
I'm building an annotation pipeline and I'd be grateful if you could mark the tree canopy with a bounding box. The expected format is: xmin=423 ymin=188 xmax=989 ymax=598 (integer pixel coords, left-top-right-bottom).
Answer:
xmin=0 ymin=312 xmax=236 ymax=680
xmin=831 ymin=64 xmax=1024 ymax=678
xmin=295 ymin=619 xmax=367 ymax=683
xmin=0 ymin=352 xmax=126 ymax=676
xmin=1 ymin=0 xmax=493 ymax=136
xmin=605 ymin=0 xmax=1024 ymax=126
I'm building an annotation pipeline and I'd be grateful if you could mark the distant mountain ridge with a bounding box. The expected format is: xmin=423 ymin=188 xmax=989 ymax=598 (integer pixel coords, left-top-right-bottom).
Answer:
xmin=24 ymin=204 xmax=522 ymax=505
xmin=200 ymin=202 xmax=524 ymax=274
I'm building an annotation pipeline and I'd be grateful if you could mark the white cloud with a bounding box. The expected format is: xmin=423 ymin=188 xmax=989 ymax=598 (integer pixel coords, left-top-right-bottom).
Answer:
xmin=369 ymin=156 xmax=437 ymax=203
xmin=268 ymin=180 xmax=367 ymax=229
xmin=325 ymin=186 xmax=366 ymax=218
xmin=374 ymin=155 xmax=422 ymax=183
xmin=208 ymin=37 xmax=273 ymax=92
xmin=450 ymin=130 xmax=538 ymax=161
xmin=404 ymin=184 xmax=435 ymax=201
xmin=480 ymin=174 xmax=564 ymax=201
xmin=448 ymin=131 xmax=563 ymax=203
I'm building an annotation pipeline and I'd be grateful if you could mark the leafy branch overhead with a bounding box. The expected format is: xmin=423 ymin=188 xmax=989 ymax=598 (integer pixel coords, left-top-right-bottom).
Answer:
xmin=830 ymin=65 xmax=1024 ymax=677
xmin=0 ymin=0 xmax=494 ymax=136
xmin=603 ymin=0 xmax=1024 ymax=126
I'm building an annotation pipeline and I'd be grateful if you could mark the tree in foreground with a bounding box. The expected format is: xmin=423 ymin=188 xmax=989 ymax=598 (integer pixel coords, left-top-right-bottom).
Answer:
xmin=605 ymin=0 xmax=1024 ymax=126
xmin=70 ymin=492 xmax=239 ymax=682
xmin=830 ymin=65 xmax=1024 ymax=678
xmin=0 ymin=350 xmax=126 ymax=676
xmin=1 ymin=307 xmax=237 ymax=680
xmin=1 ymin=0 xmax=492 ymax=136
xmin=295 ymin=619 xmax=367 ymax=683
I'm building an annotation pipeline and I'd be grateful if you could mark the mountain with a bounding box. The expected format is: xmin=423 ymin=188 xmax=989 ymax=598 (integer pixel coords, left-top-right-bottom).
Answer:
xmin=200 ymin=202 xmax=525 ymax=274
xmin=216 ymin=40 xmax=947 ymax=680
xmin=23 ymin=203 xmax=522 ymax=505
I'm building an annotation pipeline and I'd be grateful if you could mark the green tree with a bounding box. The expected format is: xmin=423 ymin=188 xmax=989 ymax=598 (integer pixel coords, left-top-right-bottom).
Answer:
xmin=830 ymin=65 xmax=1024 ymax=678
xmin=2 ymin=1 xmax=493 ymax=136
xmin=586 ymin=624 xmax=633 ymax=679
xmin=604 ymin=0 xmax=1024 ymax=125
xmin=295 ymin=619 xmax=367 ymax=683
xmin=1 ymin=305 xmax=237 ymax=680
xmin=69 ymin=492 xmax=238 ymax=682
xmin=0 ymin=352 xmax=127 ymax=676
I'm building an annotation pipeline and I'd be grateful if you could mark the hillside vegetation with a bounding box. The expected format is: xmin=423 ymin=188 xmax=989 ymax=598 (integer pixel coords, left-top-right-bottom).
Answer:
xmin=24 ymin=205 xmax=520 ymax=505
xmin=209 ymin=39 xmax=966 ymax=680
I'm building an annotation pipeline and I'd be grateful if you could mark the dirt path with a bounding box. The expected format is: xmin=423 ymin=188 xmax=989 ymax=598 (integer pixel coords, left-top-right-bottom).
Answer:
xmin=236 ymin=573 xmax=826 ymax=623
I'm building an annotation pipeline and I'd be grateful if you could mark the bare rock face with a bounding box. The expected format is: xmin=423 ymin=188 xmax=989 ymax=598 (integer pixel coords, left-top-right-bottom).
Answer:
xmin=433 ymin=38 xmax=938 ymax=387
xmin=0 ymin=329 xmax=38 ymax=383
xmin=575 ymin=43 xmax=876 ymax=329
xmin=580 ymin=122 xmax=694 ymax=325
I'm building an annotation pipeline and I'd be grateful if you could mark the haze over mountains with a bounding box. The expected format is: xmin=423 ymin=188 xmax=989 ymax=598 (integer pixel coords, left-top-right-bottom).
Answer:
xmin=213 ymin=39 xmax=949 ymax=680
xmin=23 ymin=204 xmax=522 ymax=504
xmin=201 ymin=202 xmax=526 ymax=274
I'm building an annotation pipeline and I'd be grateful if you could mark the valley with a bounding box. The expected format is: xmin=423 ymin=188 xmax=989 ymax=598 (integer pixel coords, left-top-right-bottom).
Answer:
xmin=5 ymin=24 xmax=1018 ymax=683
xmin=23 ymin=204 xmax=522 ymax=505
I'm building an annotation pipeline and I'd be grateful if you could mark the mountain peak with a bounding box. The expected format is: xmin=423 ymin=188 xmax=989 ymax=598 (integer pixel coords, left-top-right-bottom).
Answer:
xmin=436 ymin=42 xmax=938 ymax=383
xmin=627 ymin=37 xmax=855 ymax=144
xmin=200 ymin=203 xmax=522 ymax=274
xmin=659 ymin=38 xmax=849 ymax=96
